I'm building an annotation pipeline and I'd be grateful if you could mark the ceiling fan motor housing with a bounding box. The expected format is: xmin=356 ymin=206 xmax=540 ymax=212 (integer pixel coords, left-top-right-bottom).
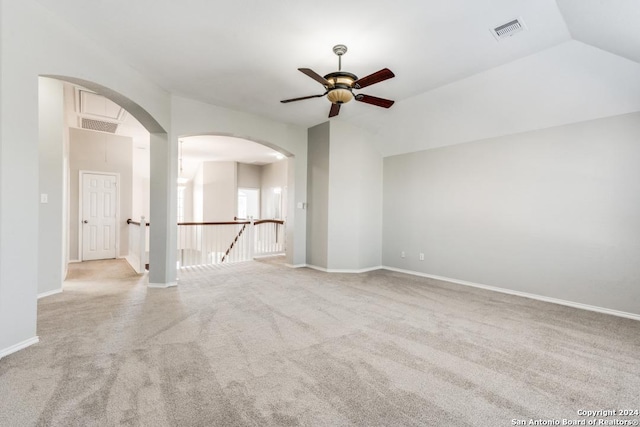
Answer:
xmin=324 ymin=71 xmax=358 ymax=104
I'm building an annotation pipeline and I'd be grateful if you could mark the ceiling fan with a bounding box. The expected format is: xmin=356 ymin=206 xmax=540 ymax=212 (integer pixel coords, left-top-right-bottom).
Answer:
xmin=281 ymin=44 xmax=395 ymax=118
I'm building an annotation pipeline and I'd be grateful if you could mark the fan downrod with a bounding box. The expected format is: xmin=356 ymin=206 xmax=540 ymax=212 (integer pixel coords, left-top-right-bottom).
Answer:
xmin=333 ymin=44 xmax=347 ymax=70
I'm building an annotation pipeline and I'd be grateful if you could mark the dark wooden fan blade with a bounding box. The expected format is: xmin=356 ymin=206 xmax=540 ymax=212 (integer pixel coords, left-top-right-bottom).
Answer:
xmin=281 ymin=93 xmax=325 ymax=103
xmin=299 ymin=68 xmax=330 ymax=86
xmin=353 ymin=68 xmax=395 ymax=89
xmin=355 ymin=94 xmax=395 ymax=108
xmin=329 ymin=103 xmax=341 ymax=117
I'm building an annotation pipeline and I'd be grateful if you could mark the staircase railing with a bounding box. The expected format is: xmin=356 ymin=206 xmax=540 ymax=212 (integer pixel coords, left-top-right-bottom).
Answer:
xmin=126 ymin=216 xmax=149 ymax=273
xmin=177 ymin=221 xmax=252 ymax=268
xmin=221 ymin=223 xmax=247 ymax=262
xmin=126 ymin=218 xmax=285 ymax=272
xmin=254 ymin=219 xmax=285 ymax=257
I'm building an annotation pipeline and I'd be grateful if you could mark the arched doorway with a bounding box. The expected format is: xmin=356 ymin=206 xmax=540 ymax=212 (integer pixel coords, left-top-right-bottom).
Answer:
xmin=177 ymin=133 xmax=296 ymax=267
xmin=38 ymin=75 xmax=175 ymax=295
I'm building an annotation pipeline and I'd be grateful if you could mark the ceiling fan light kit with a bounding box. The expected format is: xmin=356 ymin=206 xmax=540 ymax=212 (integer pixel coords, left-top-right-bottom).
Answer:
xmin=281 ymin=44 xmax=395 ymax=118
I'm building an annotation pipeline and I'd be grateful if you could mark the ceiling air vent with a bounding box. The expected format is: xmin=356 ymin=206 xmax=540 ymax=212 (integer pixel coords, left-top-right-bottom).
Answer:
xmin=74 ymin=87 xmax=125 ymax=134
xmin=491 ymin=17 xmax=527 ymax=41
xmin=81 ymin=118 xmax=119 ymax=133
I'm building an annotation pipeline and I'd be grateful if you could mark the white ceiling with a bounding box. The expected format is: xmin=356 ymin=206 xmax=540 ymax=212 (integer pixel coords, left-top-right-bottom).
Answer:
xmin=558 ymin=0 xmax=640 ymax=64
xmin=38 ymin=1 xmax=640 ymax=137
xmin=180 ymin=136 xmax=284 ymax=180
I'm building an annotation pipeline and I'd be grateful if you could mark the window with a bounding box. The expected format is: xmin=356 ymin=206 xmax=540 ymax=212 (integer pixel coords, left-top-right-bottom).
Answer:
xmin=238 ymin=188 xmax=259 ymax=219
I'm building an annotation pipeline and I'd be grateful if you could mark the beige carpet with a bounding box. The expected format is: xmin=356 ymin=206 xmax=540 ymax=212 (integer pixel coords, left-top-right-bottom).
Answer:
xmin=0 ymin=258 xmax=638 ymax=426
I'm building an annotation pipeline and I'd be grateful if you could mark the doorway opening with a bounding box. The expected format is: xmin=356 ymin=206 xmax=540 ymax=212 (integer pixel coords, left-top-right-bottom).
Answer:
xmin=175 ymin=134 xmax=291 ymax=268
xmin=38 ymin=75 xmax=171 ymax=298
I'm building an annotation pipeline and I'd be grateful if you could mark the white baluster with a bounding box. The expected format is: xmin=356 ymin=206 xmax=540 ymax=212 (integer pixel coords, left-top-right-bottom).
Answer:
xmin=139 ymin=216 xmax=146 ymax=273
xmin=249 ymin=220 xmax=255 ymax=260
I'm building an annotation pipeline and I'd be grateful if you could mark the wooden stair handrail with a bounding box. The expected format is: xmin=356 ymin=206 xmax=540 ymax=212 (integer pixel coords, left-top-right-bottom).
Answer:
xmin=221 ymin=223 xmax=247 ymax=263
xmin=178 ymin=221 xmax=250 ymax=226
xmin=129 ymin=219 xmax=284 ymax=226
xmin=254 ymin=219 xmax=284 ymax=225
xmin=126 ymin=219 xmax=150 ymax=226
xmin=127 ymin=219 xmax=256 ymax=226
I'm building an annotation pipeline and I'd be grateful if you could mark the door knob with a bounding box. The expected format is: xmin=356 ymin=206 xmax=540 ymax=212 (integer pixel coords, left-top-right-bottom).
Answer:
xmin=83 ymin=220 xmax=88 ymax=224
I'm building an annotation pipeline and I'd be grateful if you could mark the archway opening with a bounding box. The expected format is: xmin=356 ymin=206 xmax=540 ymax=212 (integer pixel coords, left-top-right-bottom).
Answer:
xmin=175 ymin=133 xmax=295 ymax=269
xmin=38 ymin=75 xmax=174 ymax=298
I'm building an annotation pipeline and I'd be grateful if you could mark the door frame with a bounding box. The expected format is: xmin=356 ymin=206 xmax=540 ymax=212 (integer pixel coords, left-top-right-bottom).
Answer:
xmin=78 ymin=170 xmax=121 ymax=261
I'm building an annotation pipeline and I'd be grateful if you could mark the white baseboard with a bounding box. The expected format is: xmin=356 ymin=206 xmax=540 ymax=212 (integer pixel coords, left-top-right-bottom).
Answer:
xmin=306 ymin=264 xmax=383 ymax=274
xmin=148 ymin=282 xmax=177 ymax=289
xmin=0 ymin=336 xmax=39 ymax=360
xmin=254 ymin=253 xmax=285 ymax=259
xmin=382 ymin=266 xmax=640 ymax=322
xmin=68 ymin=259 xmax=81 ymax=263
xmin=285 ymin=263 xmax=307 ymax=269
xmin=38 ymin=288 xmax=63 ymax=299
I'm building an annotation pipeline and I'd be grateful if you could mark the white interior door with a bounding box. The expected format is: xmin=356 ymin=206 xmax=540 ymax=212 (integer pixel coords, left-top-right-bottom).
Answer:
xmin=82 ymin=173 xmax=118 ymax=260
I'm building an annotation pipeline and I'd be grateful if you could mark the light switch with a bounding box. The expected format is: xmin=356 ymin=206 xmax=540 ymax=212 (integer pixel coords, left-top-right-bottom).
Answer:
xmin=40 ymin=194 xmax=48 ymax=203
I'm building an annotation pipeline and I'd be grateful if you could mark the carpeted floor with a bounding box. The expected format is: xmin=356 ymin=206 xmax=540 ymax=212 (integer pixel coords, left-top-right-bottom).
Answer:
xmin=0 ymin=258 xmax=638 ymax=426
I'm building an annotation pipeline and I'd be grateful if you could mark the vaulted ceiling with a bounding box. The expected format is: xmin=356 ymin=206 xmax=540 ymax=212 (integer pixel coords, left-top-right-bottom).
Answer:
xmin=35 ymin=0 xmax=640 ymax=151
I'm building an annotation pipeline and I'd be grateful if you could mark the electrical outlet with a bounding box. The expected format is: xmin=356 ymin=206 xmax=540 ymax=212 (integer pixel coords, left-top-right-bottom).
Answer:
xmin=419 ymin=253 xmax=425 ymax=261
xmin=401 ymin=251 xmax=405 ymax=258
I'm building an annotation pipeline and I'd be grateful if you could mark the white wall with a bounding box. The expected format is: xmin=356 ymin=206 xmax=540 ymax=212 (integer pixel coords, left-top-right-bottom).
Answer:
xmin=131 ymin=143 xmax=150 ymax=221
xmin=306 ymin=123 xmax=330 ymax=269
xmin=182 ymin=180 xmax=194 ymax=223
xmin=190 ymin=160 xmax=288 ymax=221
xmin=238 ymin=163 xmax=263 ymax=219
xmin=237 ymin=163 xmax=261 ymax=189
xmin=383 ymin=112 xmax=640 ymax=316
xmin=38 ymin=78 xmax=66 ymax=295
xmin=192 ymin=164 xmax=204 ymax=222
xmin=261 ymin=160 xmax=287 ymax=219
xmin=170 ymin=95 xmax=308 ymax=266
xmin=191 ymin=161 xmax=238 ymax=221
xmin=327 ymin=121 xmax=382 ymax=271
xmin=202 ymin=161 xmax=237 ymax=222
xmin=306 ymin=121 xmax=383 ymax=271
xmin=68 ymin=128 xmax=133 ymax=260
xmin=1 ymin=0 xmax=171 ymax=356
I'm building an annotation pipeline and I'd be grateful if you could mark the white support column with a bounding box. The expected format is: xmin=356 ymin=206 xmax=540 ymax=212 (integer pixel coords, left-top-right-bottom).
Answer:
xmin=148 ymin=132 xmax=177 ymax=287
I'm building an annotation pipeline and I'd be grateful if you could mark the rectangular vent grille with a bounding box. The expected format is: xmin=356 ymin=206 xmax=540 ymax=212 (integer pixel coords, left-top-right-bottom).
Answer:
xmin=492 ymin=18 xmax=526 ymax=40
xmin=81 ymin=118 xmax=118 ymax=133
